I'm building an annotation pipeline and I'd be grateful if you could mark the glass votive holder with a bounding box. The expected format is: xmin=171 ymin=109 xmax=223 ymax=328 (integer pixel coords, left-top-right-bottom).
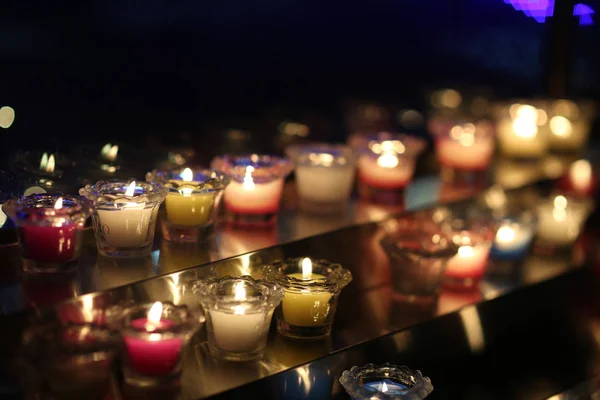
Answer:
xmin=348 ymin=132 xmax=426 ymax=203
xmin=557 ymin=159 xmax=597 ymax=198
xmin=433 ymin=121 xmax=495 ymax=184
xmin=490 ymin=211 xmax=536 ymax=261
xmin=210 ymin=154 xmax=293 ymax=227
xmin=3 ymin=194 xmax=91 ymax=273
xmin=536 ymin=193 xmax=593 ymax=248
xmin=495 ymin=101 xmax=550 ymax=159
xmin=264 ymin=257 xmax=352 ymax=340
xmin=339 ymin=363 xmax=433 ymax=400
xmin=380 ymin=230 xmax=458 ymax=303
xmin=146 ymin=167 xmax=230 ymax=243
xmin=46 ymin=295 xmax=120 ymax=399
xmin=547 ymin=99 xmax=596 ymax=152
xmin=80 ymin=180 xmax=167 ymax=257
xmin=438 ymin=208 xmax=496 ymax=288
xmin=115 ymin=301 xmax=202 ymax=387
xmin=285 ymin=143 xmax=358 ymax=214
xmin=193 ymin=275 xmax=284 ymax=361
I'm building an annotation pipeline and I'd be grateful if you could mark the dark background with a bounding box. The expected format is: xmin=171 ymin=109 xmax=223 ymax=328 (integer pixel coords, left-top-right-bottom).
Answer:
xmin=1 ymin=0 xmax=599 ymax=157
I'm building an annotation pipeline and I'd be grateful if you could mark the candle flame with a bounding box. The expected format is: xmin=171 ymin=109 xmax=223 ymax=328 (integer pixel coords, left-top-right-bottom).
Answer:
xmin=549 ymin=115 xmax=572 ymax=138
xmin=101 ymin=143 xmax=112 ymax=157
xmin=47 ymin=154 xmax=55 ymax=173
xmin=234 ymin=281 xmax=246 ymax=301
xmin=242 ymin=166 xmax=255 ymax=190
xmin=106 ymin=145 xmax=119 ymax=162
xmin=382 ymin=382 xmax=388 ymax=393
xmin=54 ymin=197 xmax=63 ymax=209
xmin=301 ymin=257 xmax=312 ymax=280
xmin=512 ymin=117 xmax=538 ymax=139
xmin=569 ymin=160 xmax=592 ymax=192
xmin=147 ymin=301 xmax=163 ymax=327
xmin=554 ymin=195 xmax=568 ymax=210
xmin=40 ymin=153 xmax=55 ymax=173
xmin=82 ymin=295 xmax=94 ymax=322
xmin=458 ymin=245 xmax=475 ymax=257
xmin=496 ymin=225 xmax=515 ymax=243
xmin=125 ymin=181 xmax=136 ymax=197
xmin=377 ymin=153 xmax=399 ymax=168
xmin=233 ymin=305 xmax=246 ymax=315
xmin=181 ymin=167 xmax=193 ymax=182
xmin=40 ymin=153 xmax=48 ymax=170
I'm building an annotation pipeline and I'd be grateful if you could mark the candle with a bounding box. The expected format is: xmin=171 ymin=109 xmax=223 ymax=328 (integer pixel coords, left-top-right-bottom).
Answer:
xmin=286 ymin=144 xmax=358 ymax=213
xmin=490 ymin=220 xmax=535 ymax=260
xmin=445 ymin=244 xmax=490 ymax=284
xmin=496 ymin=103 xmax=550 ymax=158
xmin=547 ymin=100 xmax=593 ymax=152
xmin=434 ymin=123 xmax=494 ymax=170
xmin=536 ymin=194 xmax=593 ymax=246
xmin=3 ymin=194 xmax=91 ymax=272
xmin=265 ymin=257 xmax=352 ymax=339
xmin=147 ymin=167 xmax=229 ymax=242
xmin=80 ymin=181 xmax=167 ymax=257
xmin=119 ymin=301 xmax=201 ymax=382
xmin=557 ymin=159 xmax=597 ymax=197
xmin=195 ymin=276 xmax=284 ymax=361
xmin=211 ymin=154 xmax=293 ymax=226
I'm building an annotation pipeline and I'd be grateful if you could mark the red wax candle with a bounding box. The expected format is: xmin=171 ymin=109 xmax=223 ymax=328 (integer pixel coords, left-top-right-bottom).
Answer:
xmin=124 ymin=318 xmax=183 ymax=376
xmin=21 ymin=224 xmax=78 ymax=262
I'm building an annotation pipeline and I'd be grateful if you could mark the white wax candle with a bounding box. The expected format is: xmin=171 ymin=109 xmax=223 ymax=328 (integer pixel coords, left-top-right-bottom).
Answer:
xmin=497 ymin=118 xmax=549 ymax=158
xmin=357 ymin=155 xmax=414 ymax=189
xmin=224 ymin=179 xmax=284 ymax=214
xmin=209 ymin=307 xmax=270 ymax=352
xmin=536 ymin=195 xmax=591 ymax=246
xmin=445 ymin=245 xmax=490 ymax=280
xmin=493 ymin=224 xmax=534 ymax=252
xmin=296 ymin=164 xmax=355 ymax=203
xmin=96 ymin=205 xmax=154 ymax=247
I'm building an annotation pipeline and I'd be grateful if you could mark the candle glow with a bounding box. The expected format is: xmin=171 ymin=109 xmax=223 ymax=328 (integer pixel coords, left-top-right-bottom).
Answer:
xmin=145 ymin=301 xmax=163 ymax=331
xmin=301 ymin=257 xmax=312 ymax=280
xmin=125 ymin=181 xmax=136 ymax=197
xmin=242 ymin=166 xmax=255 ymax=190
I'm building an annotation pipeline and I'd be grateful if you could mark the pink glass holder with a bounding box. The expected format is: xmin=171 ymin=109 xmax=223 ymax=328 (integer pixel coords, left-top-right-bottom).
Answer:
xmin=3 ymin=194 xmax=91 ymax=273
xmin=211 ymin=154 xmax=293 ymax=227
xmin=348 ymin=132 xmax=426 ymax=204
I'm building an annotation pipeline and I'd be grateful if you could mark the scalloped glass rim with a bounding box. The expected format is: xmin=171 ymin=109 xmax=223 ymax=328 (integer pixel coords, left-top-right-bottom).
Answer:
xmin=285 ymin=143 xmax=359 ymax=167
xmin=264 ymin=258 xmax=353 ymax=292
xmin=79 ymin=180 xmax=168 ymax=206
xmin=210 ymin=154 xmax=293 ymax=183
xmin=146 ymin=168 xmax=231 ymax=193
xmin=118 ymin=301 xmax=201 ymax=337
xmin=192 ymin=275 xmax=285 ymax=311
xmin=6 ymin=194 xmax=92 ymax=220
xmin=347 ymin=132 xmax=427 ymax=157
xmin=380 ymin=232 xmax=459 ymax=260
xmin=339 ymin=363 xmax=433 ymax=400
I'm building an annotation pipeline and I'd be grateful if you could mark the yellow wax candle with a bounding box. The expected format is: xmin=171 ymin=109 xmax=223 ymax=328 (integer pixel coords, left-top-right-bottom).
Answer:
xmin=281 ymin=258 xmax=333 ymax=327
xmin=165 ymin=192 xmax=215 ymax=226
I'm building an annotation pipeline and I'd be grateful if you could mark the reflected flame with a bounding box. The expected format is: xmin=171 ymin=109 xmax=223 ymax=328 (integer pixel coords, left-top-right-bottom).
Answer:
xmin=40 ymin=153 xmax=55 ymax=173
xmin=54 ymin=197 xmax=63 ymax=210
xmin=125 ymin=181 xmax=136 ymax=197
xmin=460 ymin=306 xmax=485 ymax=353
xmin=549 ymin=115 xmax=572 ymax=137
xmin=147 ymin=302 xmax=163 ymax=328
xmin=181 ymin=168 xmax=193 ymax=182
xmin=107 ymin=145 xmax=119 ymax=162
xmin=82 ymin=295 xmax=94 ymax=321
xmin=377 ymin=153 xmax=399 ymax=168
xmin=382 ymin=381 xmax=388 ymax=393
xmin=0 ymin=204 xmax=6 ymax=229
xmin=0 ymin=106 xmax=15 ymax=129
xmin=301 ymin=257 xmax=313 ymax=280
xmin=242 ymin=166 xmax=255 ymax=190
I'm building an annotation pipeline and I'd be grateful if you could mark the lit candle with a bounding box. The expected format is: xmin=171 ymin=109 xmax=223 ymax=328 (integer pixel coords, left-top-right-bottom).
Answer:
xmin=558 ymin=159 xmax=597 ymax=197
xmin=80 ymin=181 xmax=167 ymax=257
xmin=282 ymin=258 xmax=332 ymax=327
xmin=536 ymin=194 xmax=592 ymax=246
xmin=4 ymin=194 xmax=91 ymax=272
xmin=286 ymin=144 xmax=358 ymax=213
xmin=496 ymin=104 xmax=549 ymax=158
xmin=164 ymin=168 xmax=215 ymax=226
xmin=196 ymin=276 xmax=284 ymax=361
xmin=211 ymin=154 xmax=293 ymax=225
xmin=547 ymin=100 xmax=592 ymax=152
xmin=445 ymin=244 xmax=490 ymax=283
xmin=435 ymin=123 xmax=494 ymax=170
xmin=490 ymin=221 xmax=535 ymax=260
xmin=358 ymin=141 xmax=415 ymax=189
xmin=363 ymin=380 xmax=408 ymax=395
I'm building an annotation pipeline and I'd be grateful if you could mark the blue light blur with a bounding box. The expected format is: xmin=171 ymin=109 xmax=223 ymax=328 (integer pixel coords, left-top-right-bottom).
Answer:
xmin=504 ymin=0 xmax=594 ymax=25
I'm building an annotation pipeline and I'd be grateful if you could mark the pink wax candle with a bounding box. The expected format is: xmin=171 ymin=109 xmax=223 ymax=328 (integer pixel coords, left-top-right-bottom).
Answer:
xmin=21 ymin=224 xmax=78 ymax=262
xmin=357 ymin=155 xmax=414 ymax=189
xmin=445 ymin=245 xmax=491 ymax=281
xmin=224 ymin=176 xmax=284 ymax=214
xmin=557 ymin=160 xmax=597 ymax=197
xmin=434 ymin=122 xmax=495 ymax=171
xmin=123 ymin=318 xmax=183 ymax=376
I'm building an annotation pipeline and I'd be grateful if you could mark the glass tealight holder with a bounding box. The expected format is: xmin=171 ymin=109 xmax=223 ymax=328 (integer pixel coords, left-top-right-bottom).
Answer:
xmin=490 ymin=210 xmax=536 ymax=261
xmin=146 ymin=168 xmax=230 ymax=243
xmin=380 ymin=230 xmax=458 ymax=304
xmin=437 ymin=207 xmax=497 ymax=288
xmin=433 ymin=121 xmax=495 ymax=185
xmin=115 ymin=301 xmax=202 ymax=387
xmin=264 ymin=257 xmax=352 ymax=340
xmin=348 ymin=132 xmax=426 ymax=203
xmin=3 ymin=194 xmax=91 ymax=273
xmin=80 ymin=180 xmax=167 ymax=257
xmin=193 ymin=275 xmax=284 ymax=361
xmin=340 ymin=363 xmax=433 ymax=400
xmin=536 ymin=193 xmax=593 ymax=248
xmin=494 ymin=101 xmax=551 ymax=159
xmin=547 ymin=99 xmax=596 ymax=153
xmin=285 ymin=143 xmax=358 ymax=214
xmin=211 ymin=154 xmax=293 ymax=227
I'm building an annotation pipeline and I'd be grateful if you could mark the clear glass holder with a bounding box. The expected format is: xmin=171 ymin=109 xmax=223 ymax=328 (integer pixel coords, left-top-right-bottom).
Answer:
xmin=80 ymin=181 xmax=168 ymax=258
xmin=193 ymin=276 xmax=284 ymax=362
xmin=160 ymin=220 xmax=216 ymax=243
xmin=358 ymin=181 xmax=408 ymax=204
xmin=264 ymin=257 xmax=352 ymax=340
xmin=339 ymin=363 xmax=433 ymax=400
